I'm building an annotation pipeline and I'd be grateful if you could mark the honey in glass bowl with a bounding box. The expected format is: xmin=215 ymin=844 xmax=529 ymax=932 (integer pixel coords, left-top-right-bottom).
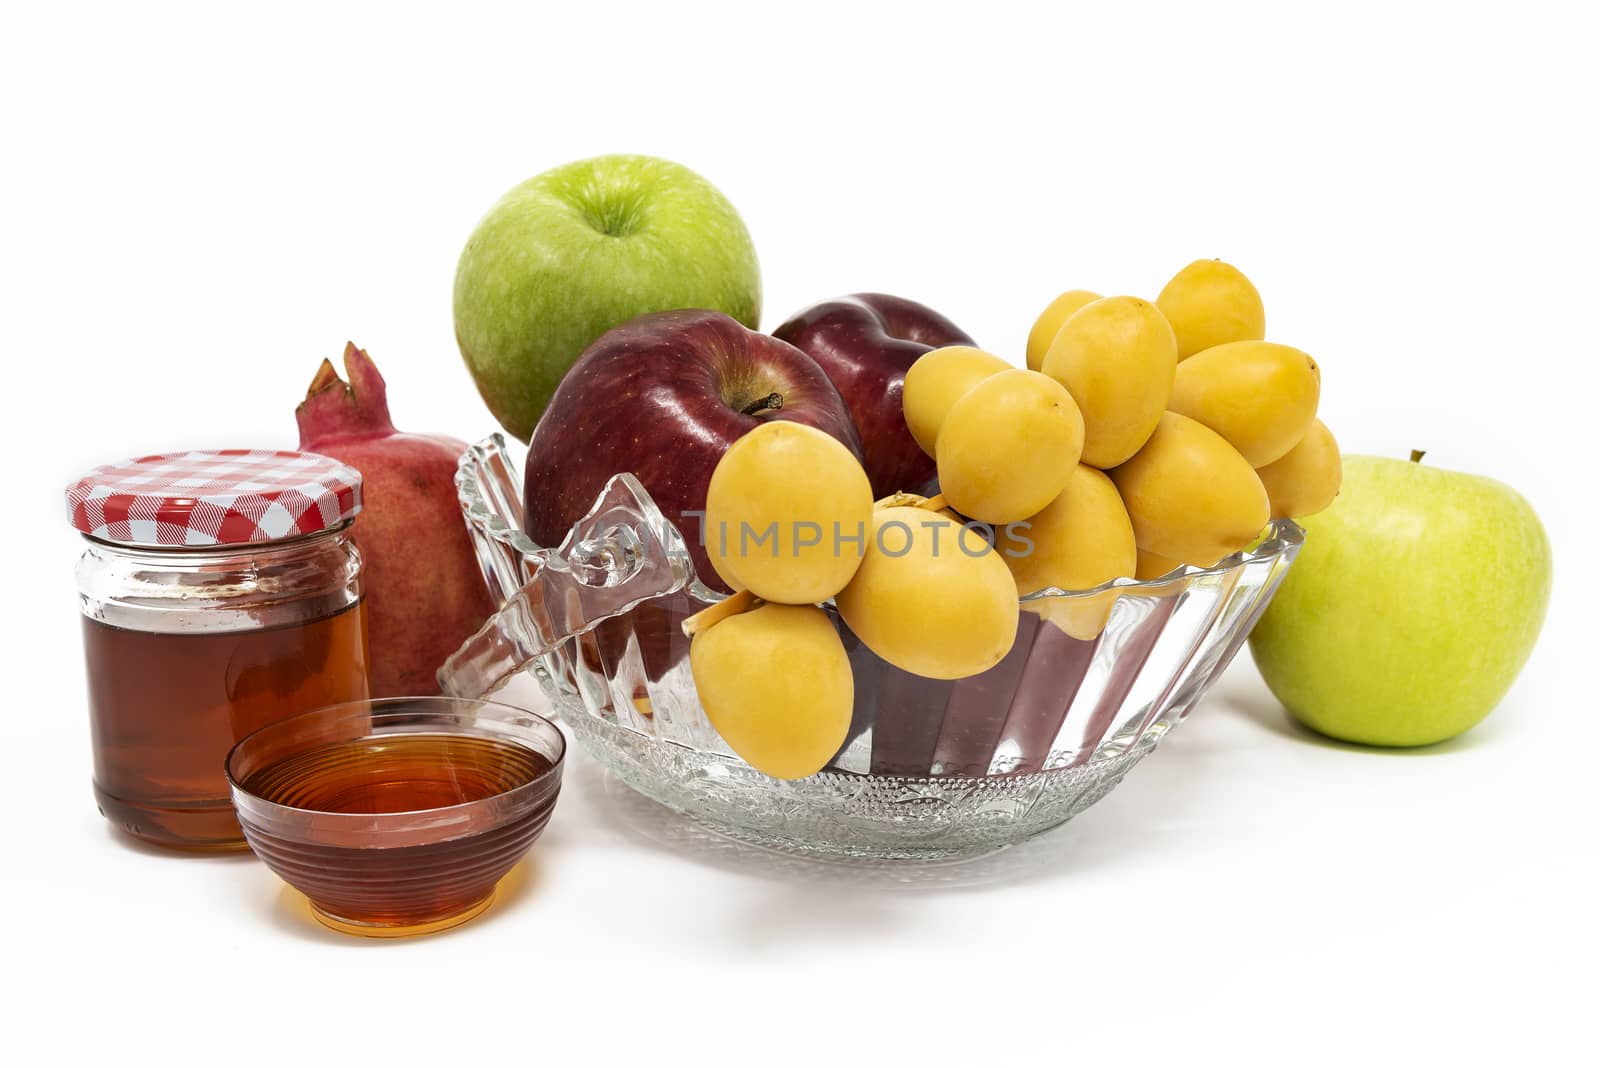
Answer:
xmin=227 ymin=697 xmax=564 ymax=938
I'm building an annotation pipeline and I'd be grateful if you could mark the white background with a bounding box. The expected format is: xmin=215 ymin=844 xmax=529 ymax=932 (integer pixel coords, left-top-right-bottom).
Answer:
xmin=4 ymin=2 xmax=1596 ymax=1064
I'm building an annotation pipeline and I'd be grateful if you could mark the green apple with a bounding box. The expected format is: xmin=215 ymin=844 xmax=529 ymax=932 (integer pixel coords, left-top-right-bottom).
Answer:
xmin=453 ymin=154 xmax=761 ymax=441
xmin=1249 ymin=453 xmax=1551 ymax=747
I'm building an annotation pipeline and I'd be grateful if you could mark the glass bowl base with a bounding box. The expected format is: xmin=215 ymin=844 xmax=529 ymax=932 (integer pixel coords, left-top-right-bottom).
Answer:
xmin=683 ymin=813 xmax=1015 ymax=862
xmin=309 ymin=892 xmax=495 ymax=939
xmin=567 ymin=706 xmax=1157 ymax=861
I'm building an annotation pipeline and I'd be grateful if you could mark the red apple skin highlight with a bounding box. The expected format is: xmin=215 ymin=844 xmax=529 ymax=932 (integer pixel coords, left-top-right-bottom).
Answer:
xmin=296 ymin=343 xmax=494 ymax=697
xmin=774 ymin=293 xmax=976 ymax=498
xmin=521 ymin=309 xmax=862 ymax=591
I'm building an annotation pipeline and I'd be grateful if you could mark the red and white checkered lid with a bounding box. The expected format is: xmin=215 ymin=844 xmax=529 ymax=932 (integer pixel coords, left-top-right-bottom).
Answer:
xmin=65 ymin=449 xmax=363 ymax=547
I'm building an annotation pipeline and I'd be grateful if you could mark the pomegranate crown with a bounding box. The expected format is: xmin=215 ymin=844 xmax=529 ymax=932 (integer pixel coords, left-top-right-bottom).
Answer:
xmin=296 ymin=341 xmax=396 ymax=442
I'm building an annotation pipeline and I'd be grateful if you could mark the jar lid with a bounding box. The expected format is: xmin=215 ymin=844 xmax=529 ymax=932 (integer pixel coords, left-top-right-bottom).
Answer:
xmin=66 ymin=449 xmax=363 ymax=547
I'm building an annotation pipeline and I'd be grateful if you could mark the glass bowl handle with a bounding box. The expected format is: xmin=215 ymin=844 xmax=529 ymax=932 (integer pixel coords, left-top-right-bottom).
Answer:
xmin=437 ymin=471 xmax=692 ymax=699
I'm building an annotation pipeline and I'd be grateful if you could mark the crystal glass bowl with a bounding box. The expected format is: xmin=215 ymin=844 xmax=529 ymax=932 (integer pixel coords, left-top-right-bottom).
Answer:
xmin=447 ymin=434 xmax=1301 ymax=859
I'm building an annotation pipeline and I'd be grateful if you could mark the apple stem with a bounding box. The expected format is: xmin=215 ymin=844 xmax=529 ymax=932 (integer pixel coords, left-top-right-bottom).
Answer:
xmin=1410 ymin=449 xmax=1427 ymax=463
xmin=919 ymin=493 xmax=949 ymax=512
xmin=681 ymin=589 xmax=761 ymax=637
xmin=740 ymin=392 xmax=784 ymax=416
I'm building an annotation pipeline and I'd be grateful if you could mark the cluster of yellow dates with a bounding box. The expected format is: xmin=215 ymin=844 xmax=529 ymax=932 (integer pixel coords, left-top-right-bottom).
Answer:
xmin=684 ymin=261 xmax=1340 ymax=780
xmin=922 ymin=259 xmax=1340 ymax=615
xmin=685 ymin=419 xmax=1021 ymax=779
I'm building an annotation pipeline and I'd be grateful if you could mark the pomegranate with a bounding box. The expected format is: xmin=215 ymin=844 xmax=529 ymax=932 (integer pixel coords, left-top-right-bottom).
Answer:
xmin=296 ymin=343 xmax=492 ymax=696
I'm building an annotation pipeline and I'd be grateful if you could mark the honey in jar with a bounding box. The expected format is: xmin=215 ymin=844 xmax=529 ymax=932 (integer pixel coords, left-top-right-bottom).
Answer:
xmin=67 ymin=449 xmax=370 ymax=851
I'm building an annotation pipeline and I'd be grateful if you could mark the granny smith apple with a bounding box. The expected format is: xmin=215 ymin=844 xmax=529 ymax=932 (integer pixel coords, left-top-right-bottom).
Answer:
xmin=454 ymin=154 xmax=762 ymax=441
xmin=1249 ymin=453 xmax=1551 ymax=746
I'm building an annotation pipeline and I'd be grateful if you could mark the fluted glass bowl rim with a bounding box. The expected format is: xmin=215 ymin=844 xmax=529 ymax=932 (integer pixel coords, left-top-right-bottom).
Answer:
xmin=456 ymin=447 xmax=543 ymax=559
xmin=225 ymin=695 xmax=566 ymax=828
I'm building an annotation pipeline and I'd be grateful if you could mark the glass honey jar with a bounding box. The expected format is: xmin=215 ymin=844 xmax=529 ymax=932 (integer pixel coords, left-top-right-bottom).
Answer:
xmin=67 ymin=449 xmax=371 ymax=852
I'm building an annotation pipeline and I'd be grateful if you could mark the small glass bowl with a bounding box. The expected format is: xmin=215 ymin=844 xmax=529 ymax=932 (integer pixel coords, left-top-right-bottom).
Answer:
xmin=226 ymin=696 xmax=564 ymax=937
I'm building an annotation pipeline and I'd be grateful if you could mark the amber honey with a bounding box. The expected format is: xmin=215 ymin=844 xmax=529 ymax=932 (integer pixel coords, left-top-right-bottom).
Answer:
xmin=234 ymin=729 xmax=559 ymax=936
xmin=240 ymin=732 xmax=549 ymax=814
xmin=83 ymin=601 xmax=369 ymax=850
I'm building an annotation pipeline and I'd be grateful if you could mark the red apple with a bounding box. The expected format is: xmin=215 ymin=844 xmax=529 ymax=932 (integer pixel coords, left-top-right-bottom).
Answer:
xmin=773 ymin=293 xmax=976 ymax=497
xmin=522 ymin=309 xmax=862 ymax=590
